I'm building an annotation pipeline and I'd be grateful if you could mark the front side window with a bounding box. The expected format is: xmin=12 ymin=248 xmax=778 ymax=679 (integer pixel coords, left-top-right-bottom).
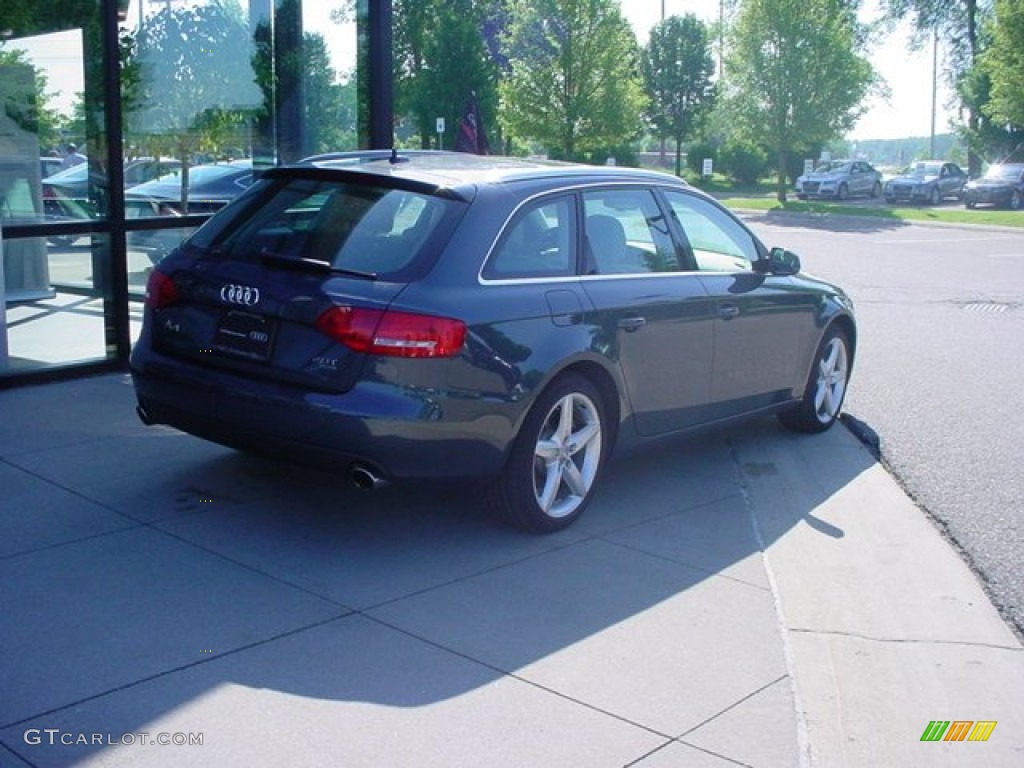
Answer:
xmin=582 ymin=188 xmax=678 ymax=274
xmin=663 ymin=191 xmax=759 ymax=273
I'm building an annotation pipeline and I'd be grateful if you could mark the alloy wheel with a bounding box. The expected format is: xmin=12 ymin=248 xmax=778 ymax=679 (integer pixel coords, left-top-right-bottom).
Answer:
xmin=532 ymin=391 xmax=603 ymax=519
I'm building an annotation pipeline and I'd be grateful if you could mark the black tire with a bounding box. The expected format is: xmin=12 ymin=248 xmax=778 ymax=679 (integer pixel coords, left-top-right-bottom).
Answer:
xmin=1010 ymin=190 xmax=1022 ymax=210
xmin=836 ymin=183 xmax=849 ymax=201
xmin=929 ymin=187 xmax=940 ymax=205
xmin=489 ymin=373 xmax=608 ymax=533
xmin=778 ymin=326 xmax=851 ymax=434
xmin=965 ymin=199 xmax=977 ymax=209
xmin=871 ymin=181 xmax=882 ymax=198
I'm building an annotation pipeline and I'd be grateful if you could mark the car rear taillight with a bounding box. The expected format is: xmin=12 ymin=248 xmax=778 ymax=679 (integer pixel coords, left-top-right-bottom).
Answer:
xmin=315 ymin=306 xmax=466 ymax=358
xmin=144 ymin=269 xmax=179 ymax=310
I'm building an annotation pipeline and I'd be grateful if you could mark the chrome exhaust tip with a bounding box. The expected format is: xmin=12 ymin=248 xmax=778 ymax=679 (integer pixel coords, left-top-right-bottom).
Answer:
xmin=350 ymin=464 xmax=388 ymax=490
xmin=136 ymin=404 xmax=154 ymax=426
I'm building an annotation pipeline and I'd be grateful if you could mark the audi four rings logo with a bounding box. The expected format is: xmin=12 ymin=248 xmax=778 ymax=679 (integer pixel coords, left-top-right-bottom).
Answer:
xmin=220 ymin=284 xmax=260 ymax=306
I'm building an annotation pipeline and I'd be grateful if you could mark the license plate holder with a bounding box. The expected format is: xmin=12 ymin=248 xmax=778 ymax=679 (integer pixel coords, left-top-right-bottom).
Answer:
xmin=213 ymin=310 xmax=276 ymax=361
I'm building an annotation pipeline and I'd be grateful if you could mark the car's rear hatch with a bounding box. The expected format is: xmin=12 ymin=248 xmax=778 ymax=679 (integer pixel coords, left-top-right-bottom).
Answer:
xmin=143 ymin=168 xmax=468 ymax=393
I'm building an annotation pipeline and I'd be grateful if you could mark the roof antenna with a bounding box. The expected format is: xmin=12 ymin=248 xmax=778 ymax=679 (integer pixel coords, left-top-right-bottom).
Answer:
xmin=389 ymin=148 xmax=408 ymax=165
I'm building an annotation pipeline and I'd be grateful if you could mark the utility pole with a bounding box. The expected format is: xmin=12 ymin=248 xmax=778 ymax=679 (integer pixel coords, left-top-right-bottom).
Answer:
xmin=930 ymin=29 xmax=938 ymax=158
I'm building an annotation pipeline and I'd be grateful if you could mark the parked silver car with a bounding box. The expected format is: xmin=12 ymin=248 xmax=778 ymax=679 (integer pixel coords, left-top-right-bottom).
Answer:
xmin=884 ymin=161 xmax=967 ymax=204
xmin=795 ymin=160 xmax=882 ymax=200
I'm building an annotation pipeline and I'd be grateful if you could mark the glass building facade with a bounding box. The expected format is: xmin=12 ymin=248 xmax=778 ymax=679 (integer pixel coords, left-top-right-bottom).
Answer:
xmin=0 ymin=0 xmax=390 ymax=386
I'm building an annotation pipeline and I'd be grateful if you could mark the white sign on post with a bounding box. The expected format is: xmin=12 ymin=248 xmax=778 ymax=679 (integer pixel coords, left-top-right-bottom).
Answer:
xmin=436 ymin=117 xmax=445 ymax=150
xmin=702 ymin=158 xmax=713 ymax=177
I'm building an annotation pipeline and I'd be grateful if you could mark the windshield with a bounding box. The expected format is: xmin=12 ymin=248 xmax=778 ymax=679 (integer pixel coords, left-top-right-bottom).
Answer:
xmin=813 ymin=161 xmax=849 ymax=174
xmin=982 ymin=165 xmax=1024 ymax=181
xmin=908 ymin=162 xmax=942 ymax=178
xmin=150 ymin=162 xmax=250 ymax=186
xmin=187 ymin=176 xmax=463 ymax=280
xmin=44 ymin=164 xmax=88 ymax=183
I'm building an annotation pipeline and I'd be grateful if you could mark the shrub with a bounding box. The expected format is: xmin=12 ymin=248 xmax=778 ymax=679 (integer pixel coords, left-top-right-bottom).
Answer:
xmin=685 ymin=141 xmax=717 ymax=176
xmin=719 ymin=140 xmax=770 ymax=185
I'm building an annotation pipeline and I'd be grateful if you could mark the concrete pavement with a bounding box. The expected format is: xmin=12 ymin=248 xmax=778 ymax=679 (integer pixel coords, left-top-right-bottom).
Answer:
xmin=1 ymin=373 xmax=1022 ymax=767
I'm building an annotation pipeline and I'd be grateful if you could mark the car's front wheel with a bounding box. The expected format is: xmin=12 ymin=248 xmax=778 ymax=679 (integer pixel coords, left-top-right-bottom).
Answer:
xmin=836 ymin=183 xmax=849 ymax=200
xmin=871 ymin=181 xmax=882 ymax=198
xmin=1010 ymin=190 xmax=1022 ymax=210
xmin=779 ymin=327 xmax=851 ymax=434
xmin=489 ymin=374 xmax=607 ymax=533
xmin=929 ymin=187 xmax=941 ymax=205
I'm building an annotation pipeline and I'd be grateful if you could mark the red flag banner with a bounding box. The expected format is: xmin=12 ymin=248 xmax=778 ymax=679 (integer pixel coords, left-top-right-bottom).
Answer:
xmin=454 ymin=92 xmax=490 ymax=155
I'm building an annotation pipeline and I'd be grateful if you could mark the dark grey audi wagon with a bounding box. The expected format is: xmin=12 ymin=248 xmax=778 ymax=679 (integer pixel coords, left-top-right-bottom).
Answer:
xmin=131 ymin=151 xmax=856 ymax=532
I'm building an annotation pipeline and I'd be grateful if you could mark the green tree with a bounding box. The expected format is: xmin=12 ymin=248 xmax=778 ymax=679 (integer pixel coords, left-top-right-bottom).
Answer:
xmin=394 ymin=0 xmax=500 ymax=149
xmin=642 ymin=14 xmax=716 ymax=177
xmin=982 ymin=0 xmax=1024 ymax=131
xmin=499 ymin=0 xmax=647 ymax=159
xmin=882 ymin=1 xmax=989 ymax=174
xmin=0 ymin=49 xmax=63 ymax=150
xmin=727 ymin=0 xmax=875 ymax=201
xmin=130 ymin=0 xmax=263 ymax=206
xmin=304 ymin=36 xmax=357 ymax=154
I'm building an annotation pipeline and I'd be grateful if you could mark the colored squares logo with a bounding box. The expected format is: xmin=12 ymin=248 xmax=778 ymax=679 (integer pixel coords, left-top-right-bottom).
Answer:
xmin=921 ymin=721 xmax=997 ymax=742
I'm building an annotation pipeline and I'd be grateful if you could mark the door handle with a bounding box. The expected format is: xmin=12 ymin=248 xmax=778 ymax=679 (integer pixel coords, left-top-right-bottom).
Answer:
xmin=617 ymin=315 xmax=647 ymax=332
xmin=718 ymin=303 xmax=740 ymax=319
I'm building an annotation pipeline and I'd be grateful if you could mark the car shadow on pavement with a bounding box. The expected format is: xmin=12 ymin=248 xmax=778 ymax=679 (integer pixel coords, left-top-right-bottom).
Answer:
xmin=0 ymin=374 xmax=878 ymax=766
xmin=743 ymin=209 xmax=911 ymax=234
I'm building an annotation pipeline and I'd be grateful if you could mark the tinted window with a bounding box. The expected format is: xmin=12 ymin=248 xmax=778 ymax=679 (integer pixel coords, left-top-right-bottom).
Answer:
xmin=663 ymin=191 xmax=758 ymax=272
xmin=582 ymin=189 xmax=678 ymax=274
xmin=483 ymin=197 xmax=574 ymax=279
xmin=188 ymin=177 xmax=456 ymax=277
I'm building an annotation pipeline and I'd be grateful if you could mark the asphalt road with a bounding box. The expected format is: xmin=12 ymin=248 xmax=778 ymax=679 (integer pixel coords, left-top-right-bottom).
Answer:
xmin=743 ymin=210 xmax=1024 ymax=638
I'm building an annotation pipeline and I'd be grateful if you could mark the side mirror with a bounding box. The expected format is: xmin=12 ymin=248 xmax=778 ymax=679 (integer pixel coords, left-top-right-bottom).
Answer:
xmin=768 ymin=246 xmax=801 ymax=276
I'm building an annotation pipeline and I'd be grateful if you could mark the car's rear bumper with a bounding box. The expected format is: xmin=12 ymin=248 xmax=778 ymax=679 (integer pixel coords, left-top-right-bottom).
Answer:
xmin=130 ymin=353 xmax=516 ymax=484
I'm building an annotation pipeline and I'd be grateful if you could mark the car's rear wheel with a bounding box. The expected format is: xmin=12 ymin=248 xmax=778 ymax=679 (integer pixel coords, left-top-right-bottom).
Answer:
xmin=489 ymin=373 xmax=607 ymax=533
xmin=1010 ymin=190 xmax=1022 ymax=210
xmin=836 ymin=183 xmax=849 ymax=200
xmin=871 ymin=181 xmax=882 ymax=198
xmin=779 ymin=326 xmax=851 ymax=434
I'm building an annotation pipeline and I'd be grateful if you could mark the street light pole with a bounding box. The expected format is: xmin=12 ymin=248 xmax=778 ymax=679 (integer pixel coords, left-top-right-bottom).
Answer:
xmin=930 ymin=29 xmax=938 ymax=158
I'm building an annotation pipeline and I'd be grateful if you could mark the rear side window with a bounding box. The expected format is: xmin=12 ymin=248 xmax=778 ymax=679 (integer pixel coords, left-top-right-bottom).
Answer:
xmin=483 ymin=196 xmax=574 ymax=279
xmin=188 ymin=177 xmax=457 ymax=278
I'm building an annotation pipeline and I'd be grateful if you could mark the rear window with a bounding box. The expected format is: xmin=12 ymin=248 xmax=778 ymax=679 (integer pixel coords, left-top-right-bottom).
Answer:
xmin=186 ymin=176 xmax=460 ymax=279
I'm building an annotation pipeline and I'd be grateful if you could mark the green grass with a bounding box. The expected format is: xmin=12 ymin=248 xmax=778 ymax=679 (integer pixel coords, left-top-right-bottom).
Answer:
xmin=716 ymin=195 xmax=1024 ymax=228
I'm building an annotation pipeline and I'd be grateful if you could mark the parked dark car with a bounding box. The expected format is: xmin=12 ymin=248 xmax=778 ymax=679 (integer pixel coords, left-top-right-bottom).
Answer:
xmin=963 ymin=163 xmax=1024 ymax=210
xmin=131 ymin=152 xmax=856 ymax=532
xmin=124 ymin=159 xmax=254 ymax=216
xmin=41 ymin=157 xmax=182 ymax=219
xmin=795 ymin=159 xmax=882 ymax=200
xmin=884 ymin=161 xmax=967 ymax=204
